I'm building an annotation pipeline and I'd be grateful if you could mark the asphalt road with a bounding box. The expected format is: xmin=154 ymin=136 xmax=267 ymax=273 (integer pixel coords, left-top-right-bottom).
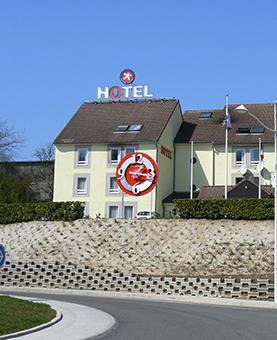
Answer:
xmin=2 ymin=290 xmax=277 ymax=340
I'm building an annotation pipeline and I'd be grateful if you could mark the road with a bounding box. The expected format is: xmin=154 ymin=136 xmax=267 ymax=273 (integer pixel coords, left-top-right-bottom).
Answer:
xmin=1 ymin=290 xmax=277 ymax=340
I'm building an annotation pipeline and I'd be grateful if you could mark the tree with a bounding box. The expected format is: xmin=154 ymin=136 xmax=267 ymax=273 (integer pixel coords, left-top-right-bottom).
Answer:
xmin=0 ymin=117 xmax=26 ymax=161
xmin=32 ymin=142 xmax=55 ymax=161
xmin=0 ymin=169 xmax=33 ymax=203
xmin=31 ymin=142 xmax=55 ymax=201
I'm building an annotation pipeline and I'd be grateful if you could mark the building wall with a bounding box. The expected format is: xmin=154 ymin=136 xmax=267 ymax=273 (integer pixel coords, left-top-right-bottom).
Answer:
xmin=175 ymin=142 xmax=275 ymax=191
xmin=156 ymin=104 xmax=183 ymax=212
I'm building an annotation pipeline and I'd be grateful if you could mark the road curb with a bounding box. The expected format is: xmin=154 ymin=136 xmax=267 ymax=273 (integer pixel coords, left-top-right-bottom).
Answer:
xmin=1 ymin=286 xmax=276 ymax=309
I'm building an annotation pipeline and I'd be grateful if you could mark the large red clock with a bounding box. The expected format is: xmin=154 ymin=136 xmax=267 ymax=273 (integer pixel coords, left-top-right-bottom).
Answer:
xmin=116 ymin=152 xmax=159 ymax=196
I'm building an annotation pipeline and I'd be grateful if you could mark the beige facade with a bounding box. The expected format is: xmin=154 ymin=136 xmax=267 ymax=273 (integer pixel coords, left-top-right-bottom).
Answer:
xmin=54 ymin=100 xmax=276 ymax=218
xmin=54 ymin=99 xmax=182 ymax=218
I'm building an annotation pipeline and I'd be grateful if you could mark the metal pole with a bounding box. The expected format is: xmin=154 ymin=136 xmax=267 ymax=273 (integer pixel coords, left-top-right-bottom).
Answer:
xmin=121 ymin=190 xmax=124 ymax=218
xmin=274 ymin=102 xmax=277 ymax=303
xmin=190 ymin=141 xmax=193 ymax=199
xmin=259 ymin=138 xmax=261 ymax=199
xmin=225 ymin=95 xmax=229 ymax=199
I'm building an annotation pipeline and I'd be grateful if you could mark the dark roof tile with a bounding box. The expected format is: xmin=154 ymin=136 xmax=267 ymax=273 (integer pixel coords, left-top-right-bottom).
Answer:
xmin=54 ymin=99 xmax=180 ymax=145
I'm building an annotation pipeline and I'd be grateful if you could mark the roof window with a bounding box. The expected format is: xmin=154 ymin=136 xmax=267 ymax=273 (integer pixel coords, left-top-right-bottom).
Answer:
xmin=128 ymin=124 xmax=143 ymax=132
xmin=114 ymin=125 xmax=129 ymax=132
xmin=199 ymin=112 xmax=212 ymax=119
xmin=250 ymin=127 xmax=265 ymax=134
xmin=236 ymin=127 xmax=251 ymax=134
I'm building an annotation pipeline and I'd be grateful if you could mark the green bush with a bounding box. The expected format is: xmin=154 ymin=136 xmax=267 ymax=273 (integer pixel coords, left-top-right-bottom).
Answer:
xmin=0 ymin=201 xmax=85 ymax=224
xmin=173 ymin=198 xmax=275 ymax=220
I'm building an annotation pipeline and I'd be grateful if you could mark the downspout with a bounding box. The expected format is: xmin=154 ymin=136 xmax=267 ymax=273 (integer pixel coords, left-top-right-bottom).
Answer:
xmin=212 ymin=141 xmax=215 ymax=186
xmin=155 ymin=142 xmax=159 ymax=213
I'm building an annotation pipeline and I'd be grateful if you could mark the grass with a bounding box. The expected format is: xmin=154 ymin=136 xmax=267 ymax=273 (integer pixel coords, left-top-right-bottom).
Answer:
xmin=0 ymin=295 xmax=56 ymax=336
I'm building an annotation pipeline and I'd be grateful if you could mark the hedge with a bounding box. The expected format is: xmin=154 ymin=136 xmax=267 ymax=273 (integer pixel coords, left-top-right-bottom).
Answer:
xmin=0 ymin=201 xmax=85 ymax=224
xmin=173 ymin=198 xmax=275 ymax=220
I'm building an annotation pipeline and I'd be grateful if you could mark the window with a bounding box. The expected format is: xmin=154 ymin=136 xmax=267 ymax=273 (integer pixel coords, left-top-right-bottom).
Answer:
xmin=110 ymin=148 xmax=121 ymax=165
xmin=109 ymin=177 xmax=119 ymax=193
xmin=128 ymin=124 xmax=143 ymax=132
xmin=250 ymin=149 xmax=259 ymax=165
xmin=235 ymin=149 xmax=246 ymax=165
xmin=199 ymin=112 xmax=212 ymax=119
xmin=114 ymin=125 xmax=129 ymax=132
xmin=77 ymin=177 xmax=87 ymax=194
xmin=251 ymin=127 xmax=264 ymax=134
xmin=124 ymin=206 xmax=134 ymax=218
xmin=78 ymin=148 xmax=88 ymax=165
xmin=109 ymin=206 xmax=119 ymax=218
xmin=236 ymin=127 xmax=251 ymax=134
xmin=126 ymin=147 xmax=135 ymax=155
xmin=236 ymin=177 xmax=244 ymax=184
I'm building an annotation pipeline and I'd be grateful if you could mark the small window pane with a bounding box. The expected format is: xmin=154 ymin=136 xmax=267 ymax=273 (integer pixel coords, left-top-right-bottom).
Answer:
xmin=124 ymin=206 xmax=133 ymax=218
xmin=109 ymin=206 xmax=119 ymax=218
xmin=199 ymin=112 xmax=212 ymax=119
xmin=126 ymin=148 xmax=135 ymax=155
xmin=110 ymin=177 xmax=119 ymax=193
xmin=77 ymin=178 xmax=87 ymax=193
xmin=128 ymin=124 xmax=142 ymax=131
xmin=78 ymin=149 xmax=88 ymax=164
xmin=251 ymin=127 xmax=264 ymax=134
xmin=111 ymin=149 xmax=121 ymax=164
xmin=251 ymin=149 xmax=259 ymax=164
xmin=114 ymin=125 xmax=128 ymax=132
xmin=236 ymin=150 xmax=245 ymax=165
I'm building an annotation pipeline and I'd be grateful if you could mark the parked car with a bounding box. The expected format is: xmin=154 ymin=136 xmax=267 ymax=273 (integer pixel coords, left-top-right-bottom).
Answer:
xmin=135 ymin=211 xmax=162 ymax=219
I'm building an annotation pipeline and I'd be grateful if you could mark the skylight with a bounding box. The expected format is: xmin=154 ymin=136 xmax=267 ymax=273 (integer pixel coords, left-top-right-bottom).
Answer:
xmin=199 ymin=112 xmax=212 ymax=119
xmin=251 ymin=127 xmax=265 ymax=134
xmin=114 ymin=125 xmax=129 ymax=132
xmin=236 ymin=127 xmax=251 ymax=134
xmin=128 ymin=124 xmax=143 ymax=131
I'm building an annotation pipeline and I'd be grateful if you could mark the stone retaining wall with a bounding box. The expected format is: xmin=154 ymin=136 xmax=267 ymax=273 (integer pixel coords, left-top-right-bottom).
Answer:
xmin=0 ymin=261 xmax=274 ymax=300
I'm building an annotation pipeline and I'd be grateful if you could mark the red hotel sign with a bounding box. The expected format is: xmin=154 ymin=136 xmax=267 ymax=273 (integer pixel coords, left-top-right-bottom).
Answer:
xmin=161 ymin=145 xmax=172 ymax=159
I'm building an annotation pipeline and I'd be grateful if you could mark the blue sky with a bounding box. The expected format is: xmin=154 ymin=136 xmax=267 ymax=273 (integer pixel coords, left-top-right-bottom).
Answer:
xmin=1 ymin=0 xmax=277 ymax=160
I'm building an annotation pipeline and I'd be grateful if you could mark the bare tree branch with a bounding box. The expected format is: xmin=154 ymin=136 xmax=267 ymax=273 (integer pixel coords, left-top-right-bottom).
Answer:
xmin=0 ymin=117 xmax=27 ymax=161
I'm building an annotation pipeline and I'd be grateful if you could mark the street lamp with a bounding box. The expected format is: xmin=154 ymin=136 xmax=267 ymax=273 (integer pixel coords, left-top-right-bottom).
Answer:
xmin=234 ymin=103 xmax=277 ymax=303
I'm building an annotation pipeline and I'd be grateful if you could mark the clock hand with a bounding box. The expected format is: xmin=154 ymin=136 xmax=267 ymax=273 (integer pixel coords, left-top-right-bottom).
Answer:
xmin=129 ymin=171 xmax=153 ymax=178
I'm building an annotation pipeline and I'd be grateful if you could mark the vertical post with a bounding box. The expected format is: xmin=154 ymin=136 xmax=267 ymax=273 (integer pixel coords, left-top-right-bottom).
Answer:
xmin=150 ymin=190 xmax=153 ymax=215
xmin=274 ymin=102 xmax=277 ymax=303
xmin=259 ymin=137 xmax=261 ymax=199
xmin=225 ymin=95 xmax=229 ymax=199
xmin=121 ymin=190 xmax=124 ymax=218
xmin=190 ymin=141 xmax=194 ymax=199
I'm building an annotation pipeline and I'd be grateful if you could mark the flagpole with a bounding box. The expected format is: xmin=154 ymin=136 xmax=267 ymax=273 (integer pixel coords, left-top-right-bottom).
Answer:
xmin=225 ymin=95 xmax=229 ymax=199
xmin=190 ymin=141 xmax=193 ymax=199
xmin=259 ymin=138 xmax=261 ymax=199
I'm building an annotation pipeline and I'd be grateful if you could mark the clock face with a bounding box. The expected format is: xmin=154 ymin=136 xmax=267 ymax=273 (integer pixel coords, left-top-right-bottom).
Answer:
xmin=116 ymin=152 xmax=159 ymax=196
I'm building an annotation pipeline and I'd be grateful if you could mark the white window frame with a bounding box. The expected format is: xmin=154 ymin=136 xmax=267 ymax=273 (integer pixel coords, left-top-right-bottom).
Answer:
xmin=110 ymin=147 xmax=121 ymax=165
xmin=125 ymin=147 xmax=136 ymax=156
xmin=124 ymin=205 xmax=134 ymax=219
xmin=235 ymin=149 xmax=246 ymax=166
xmin=78 ymin=148 xmax=88 ymax=165
xmin=250 ymin=148 xmax=259 ymax=165
xmin=77 ymin=177 xmax=87 ymax=194
xmin=74 ymin=173 xmax=90 ymax=197
xmin=109 ymin=176 xmax=119 ymax=194
xmin=109 ymin=206 xmax=119 ymax=218
xmin=75 ymin=146 xmax=91 ymax=168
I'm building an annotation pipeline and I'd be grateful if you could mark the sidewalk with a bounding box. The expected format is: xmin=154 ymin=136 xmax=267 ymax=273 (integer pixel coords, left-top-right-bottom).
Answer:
xmin=0 ymin=295 xmax=116 ymax=340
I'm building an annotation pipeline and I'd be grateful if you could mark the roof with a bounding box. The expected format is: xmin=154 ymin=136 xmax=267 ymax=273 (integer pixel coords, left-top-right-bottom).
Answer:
xmin=175 ymin=103 xmax=275 ymax=145
xmin=54 ymin=99 xmax=180 ymax=145
xmin=162 ymin=191 xmax=199 ymax=203
xmin=198 ymin=178 xmax=274 ymax=199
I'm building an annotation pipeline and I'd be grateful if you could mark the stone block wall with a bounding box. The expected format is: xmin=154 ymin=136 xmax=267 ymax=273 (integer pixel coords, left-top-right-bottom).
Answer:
xmin=0 ymin=261 xmax=274 ymax=300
